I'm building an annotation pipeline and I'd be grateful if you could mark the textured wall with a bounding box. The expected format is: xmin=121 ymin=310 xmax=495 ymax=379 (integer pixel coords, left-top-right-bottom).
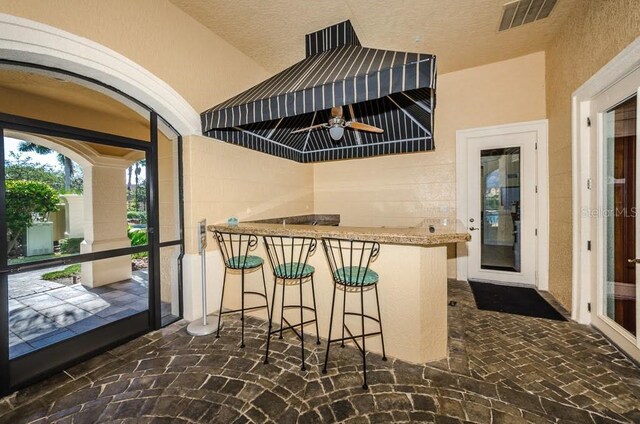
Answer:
xmin=182 ymin=136 xmax=314 ymax=255
xmin=314 ymin=52 xmax=547 ymax=278
xmin=546 ymin=0 xmax=640 ymax=309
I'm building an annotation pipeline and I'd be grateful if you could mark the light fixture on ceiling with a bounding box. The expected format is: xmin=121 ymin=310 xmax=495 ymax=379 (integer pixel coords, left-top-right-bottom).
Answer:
xmin=329 ymin=125 xmax=345 ymax=141
xmin=291 ymin=106 xmax=383 ymax=142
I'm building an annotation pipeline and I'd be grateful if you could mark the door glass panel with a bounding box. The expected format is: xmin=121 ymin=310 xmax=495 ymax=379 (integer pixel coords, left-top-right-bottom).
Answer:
xmin=480 ymin=147 xmax=521 ymax=272
xmin=8 ymin=254 xmax=148 ymax=359
xmin=603 ymin=95 xmax=637 ymax=336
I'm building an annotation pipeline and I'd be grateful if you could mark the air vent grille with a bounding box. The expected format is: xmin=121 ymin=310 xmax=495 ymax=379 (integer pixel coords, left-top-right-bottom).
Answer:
xmin=499 ymin=0 xmax=558 ymax=31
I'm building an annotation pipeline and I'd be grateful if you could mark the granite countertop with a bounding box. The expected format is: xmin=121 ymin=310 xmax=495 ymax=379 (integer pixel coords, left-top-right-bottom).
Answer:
xmin=249 ymin=214 xmax=340 ymax=226
xmin=210 ymin=217 xmax=470 ymax=246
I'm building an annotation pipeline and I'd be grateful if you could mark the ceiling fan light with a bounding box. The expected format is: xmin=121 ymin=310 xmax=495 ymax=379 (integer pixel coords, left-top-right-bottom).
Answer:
xmin=329 ymin=126 xmax=344 ymax=141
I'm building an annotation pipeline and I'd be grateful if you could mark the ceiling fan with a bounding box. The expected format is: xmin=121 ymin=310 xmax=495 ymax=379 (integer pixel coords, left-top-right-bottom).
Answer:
xmin=291 ymin=106 xmax=384 ymax=141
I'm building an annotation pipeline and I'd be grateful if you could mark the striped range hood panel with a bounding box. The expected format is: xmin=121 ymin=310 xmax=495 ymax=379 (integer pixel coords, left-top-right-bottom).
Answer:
xmin=201 ymin=20 xmax=436 ymax=163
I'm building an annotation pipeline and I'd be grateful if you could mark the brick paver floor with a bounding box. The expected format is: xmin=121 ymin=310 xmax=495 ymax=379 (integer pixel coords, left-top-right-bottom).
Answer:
xmin=0 ymin=280 xmax=638 ymax=423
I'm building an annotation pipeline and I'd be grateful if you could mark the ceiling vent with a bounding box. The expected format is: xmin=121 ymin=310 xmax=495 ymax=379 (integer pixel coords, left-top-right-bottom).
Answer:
xmin=499 ymin=0 xmax=558 ymax=31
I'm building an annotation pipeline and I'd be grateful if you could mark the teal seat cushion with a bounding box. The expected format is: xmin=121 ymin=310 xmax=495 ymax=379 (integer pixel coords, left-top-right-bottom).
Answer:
xmin=274 ymin=262 xmax=315 ymax=278
xmin=334 ymin=266 xmax=379 ymax=286
xmin=226 ymin=255 xmax=263 ymax=269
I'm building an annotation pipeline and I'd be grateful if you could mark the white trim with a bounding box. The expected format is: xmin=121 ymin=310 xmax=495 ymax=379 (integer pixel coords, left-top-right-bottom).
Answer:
xmin=456 ymin=120 xmax=549 ymax=290
xmin=0 ymin=13 xmax=200 ymax=136
xmin=572 ymin=35 xmax=640 ymax=325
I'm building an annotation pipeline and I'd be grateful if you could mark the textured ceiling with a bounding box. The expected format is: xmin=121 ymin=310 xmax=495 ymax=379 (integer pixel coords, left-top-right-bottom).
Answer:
xmin=170 ymin=0 xmax=579 ymax=74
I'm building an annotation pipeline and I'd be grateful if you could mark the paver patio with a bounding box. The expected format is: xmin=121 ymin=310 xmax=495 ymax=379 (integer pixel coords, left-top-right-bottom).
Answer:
xmin=8 ymin=268 xmax=151 ymax=358
xmin=0 ymin=280 xmax=638 ymax=423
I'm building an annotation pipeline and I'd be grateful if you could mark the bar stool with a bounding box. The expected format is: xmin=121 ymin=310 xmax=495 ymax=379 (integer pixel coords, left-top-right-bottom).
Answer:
xmin=263 ymin=236 xmax=320 ymax=371
xmin=321 ymin=238 xmax=386 ymax=390
xmin=212 ymin=231 xmax=270 ymax=348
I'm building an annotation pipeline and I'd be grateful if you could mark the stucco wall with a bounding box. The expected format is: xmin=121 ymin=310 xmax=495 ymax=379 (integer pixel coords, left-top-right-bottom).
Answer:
xmin=314 ymin=52 xmax=547 ymax=278
xmin=182 ymin=136 xmax=314 ymax=255
xmin=0 ymin=0 xmax=270 ymax=111
xmin=545 ymin=0 xmax=640 ymax=309
xmin=181 ymin=135 xmax=314 ymax=320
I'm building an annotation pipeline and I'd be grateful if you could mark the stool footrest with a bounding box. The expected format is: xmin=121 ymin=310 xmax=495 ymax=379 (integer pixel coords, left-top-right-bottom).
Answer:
xmin=327 ymin=324 xmax=383 ymax=356
xmin=343 ymin=312 xmax=382 ymax=324
xmin=327 ymin=331 xmax=383 ymax=344
xmin=220 ymin=304 xmax=268 ymax=315
xmin=271 ymin=317 xmax=318 ymax=342
xmin=242 ymin=291 xmax=269 ymax=297
xmin=281 ymin=305 xmax=316 ymax=312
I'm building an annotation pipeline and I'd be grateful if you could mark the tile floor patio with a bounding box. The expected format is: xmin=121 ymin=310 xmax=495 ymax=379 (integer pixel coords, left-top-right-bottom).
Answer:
xmin=0 ymin=280 xmax=639 ymax=423
xmin=9 ymin=268 xmax=151 ymax=358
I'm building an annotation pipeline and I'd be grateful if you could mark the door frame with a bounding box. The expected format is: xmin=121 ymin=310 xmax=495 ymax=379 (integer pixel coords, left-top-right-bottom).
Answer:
xmin=456 ymin=120 xmax=549 ymax=290
xmin=0 ymin=110 xmax=185 ymax=395
xmin=572 ymin=36 xmax=640 ymax=329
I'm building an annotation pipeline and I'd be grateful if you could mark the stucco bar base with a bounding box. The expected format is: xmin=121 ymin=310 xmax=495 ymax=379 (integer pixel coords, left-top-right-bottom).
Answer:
xmin=215 ymin=244 xmax=448 ymax=364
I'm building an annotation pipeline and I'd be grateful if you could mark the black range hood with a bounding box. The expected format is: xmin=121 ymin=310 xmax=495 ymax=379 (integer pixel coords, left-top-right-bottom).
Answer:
xmin=201 ymin=20 xmax=436 ymax=163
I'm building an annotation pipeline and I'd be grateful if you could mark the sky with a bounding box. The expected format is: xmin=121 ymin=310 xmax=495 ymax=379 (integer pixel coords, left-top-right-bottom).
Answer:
xmin=4 ymin=137 xmax=63 ymax=169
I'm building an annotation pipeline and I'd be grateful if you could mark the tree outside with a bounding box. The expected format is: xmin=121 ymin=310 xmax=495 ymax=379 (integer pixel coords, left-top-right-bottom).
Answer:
xmin=4 ymin=143 xmax=81 ymax=260
xmin=17 ymin=142 xmax=77 ymax=193
xmin=5 ymin=180 xmax=60 ymax=255
xmin=5 ymin=152 xmax=83 ymax=194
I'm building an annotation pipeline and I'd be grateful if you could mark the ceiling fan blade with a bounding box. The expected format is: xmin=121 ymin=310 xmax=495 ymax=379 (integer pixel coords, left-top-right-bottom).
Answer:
xmin=331 ymin=105 xmax=343 ymax=118
xmin=346 ymin=121 xmax=384 ymax=133
xmin=291 ymin=123 xmax=328 ymax=134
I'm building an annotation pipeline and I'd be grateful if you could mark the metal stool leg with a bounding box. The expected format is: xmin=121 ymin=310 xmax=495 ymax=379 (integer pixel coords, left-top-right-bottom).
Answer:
xmin=240 ymin=269 xmax=245 ymax=348
xmin=299 ymin=276 xmax=306 ymax=371
xmin=361 ymin=284 xmax=368 ymax=390
xmin=323 ymin=281 xmax=338 ymax=374
xmin=216 ymin=268 xmax=227 ymax=338
xmin=278 ymin=278 xmax=287 ymax=339
xmin=260 ymin=264 xmax=270 ymax=319
xmin=341 ymin=285 xmax=347 ymax=348
xmin=264 ymin=276 xmax=279 ymax=364
xmin=279 ymin=280 xmax=286 ymax=339
xmin=374 ymin=284 xmax=387 ymax=361
xmin=310 ymin=274 xmax=321 ymax=345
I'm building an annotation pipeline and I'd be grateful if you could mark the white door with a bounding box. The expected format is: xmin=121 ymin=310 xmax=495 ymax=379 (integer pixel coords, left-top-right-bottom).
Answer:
xmin=466 ymin=131 xmax=538 ymax=285
xmin=589 ymin=66 xmax=640 ymax=358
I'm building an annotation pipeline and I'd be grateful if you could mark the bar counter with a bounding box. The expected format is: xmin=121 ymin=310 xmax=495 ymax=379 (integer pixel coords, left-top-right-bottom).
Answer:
xmin=208 ymin=217 xmax=470 ymax=364
xmin=210 ymin=217 xmax=470 ymax=246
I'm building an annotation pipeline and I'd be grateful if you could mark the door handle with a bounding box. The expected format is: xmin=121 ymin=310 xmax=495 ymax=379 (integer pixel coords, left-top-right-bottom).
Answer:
xmin=469 ymin=226 xmax=479 ymax=231
xmin=627 ymin=258 xmax=640 ymax=264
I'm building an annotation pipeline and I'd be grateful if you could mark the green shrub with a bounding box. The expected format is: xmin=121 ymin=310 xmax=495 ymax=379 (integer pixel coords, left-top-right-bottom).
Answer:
xmin=127 ymin=210 xmax=147 ymax=224
xmin=6 ymin=180 xmax=59 ymax=254
xmin=41 ymin=264 xmax=81 ymax=281
xmin=59 ymin=237 xmax=83 ymax=254
xmin=127 ymin=226 xmax=148 ymax=246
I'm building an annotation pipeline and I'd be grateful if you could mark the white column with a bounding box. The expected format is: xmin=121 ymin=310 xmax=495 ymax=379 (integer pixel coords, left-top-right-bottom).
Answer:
xmin=80 ymin=161 xmax=132 ymax=288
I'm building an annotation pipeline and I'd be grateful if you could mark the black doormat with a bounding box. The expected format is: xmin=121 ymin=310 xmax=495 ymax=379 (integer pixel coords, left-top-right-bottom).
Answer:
xmin=469 ymin=280 xmax=567 ymax=321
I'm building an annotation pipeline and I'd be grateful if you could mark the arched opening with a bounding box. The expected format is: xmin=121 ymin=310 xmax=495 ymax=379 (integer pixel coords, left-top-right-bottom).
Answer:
xmin=0 ymin=49 xmax=186 ymax=393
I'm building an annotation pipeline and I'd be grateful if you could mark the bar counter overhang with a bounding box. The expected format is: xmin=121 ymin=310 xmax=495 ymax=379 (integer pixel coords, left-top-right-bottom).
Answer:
xmin=210 ymin=218 xmax=470 ymax=364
